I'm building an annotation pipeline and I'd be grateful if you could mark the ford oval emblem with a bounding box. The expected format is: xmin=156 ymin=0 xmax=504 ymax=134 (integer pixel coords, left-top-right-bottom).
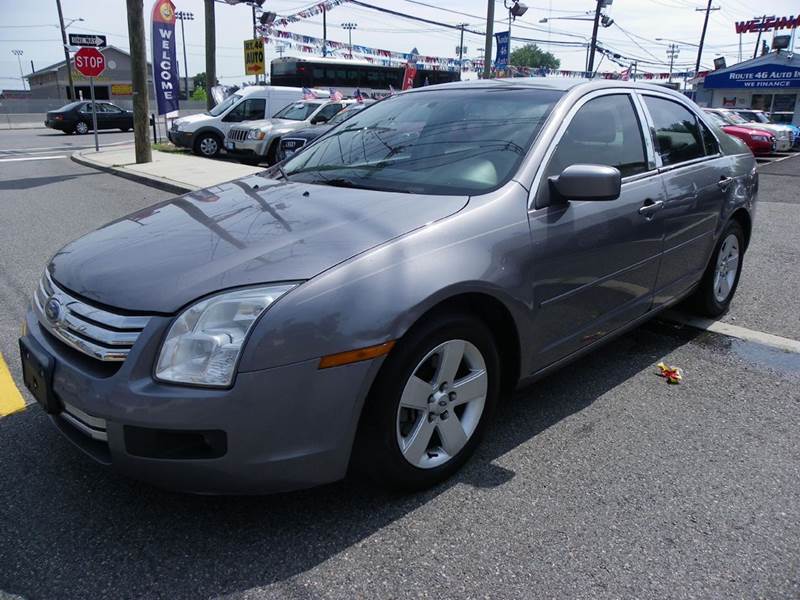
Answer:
xmin=44 ymin=297 xmax=62 ymax=323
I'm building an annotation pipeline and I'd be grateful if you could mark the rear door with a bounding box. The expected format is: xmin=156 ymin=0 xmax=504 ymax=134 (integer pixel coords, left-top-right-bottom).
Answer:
xmin=639 ymin=94 xmax=731 ymax=307
xmin=527 ymin=91 xmax=666 ymax=368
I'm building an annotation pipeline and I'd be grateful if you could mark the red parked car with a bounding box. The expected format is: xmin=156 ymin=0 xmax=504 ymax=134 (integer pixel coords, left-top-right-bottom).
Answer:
xmin=704 ymin=110 xmax=775 ymax=156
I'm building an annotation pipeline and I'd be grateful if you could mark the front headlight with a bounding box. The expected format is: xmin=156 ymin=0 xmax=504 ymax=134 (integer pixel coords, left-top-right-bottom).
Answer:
xmin=155 ymin=285 xmax=297 ymax=387
xmin=247 ymin=129 xmax=266 ymax=140
xmin=751 ymin=135 xmax=769 ymax=142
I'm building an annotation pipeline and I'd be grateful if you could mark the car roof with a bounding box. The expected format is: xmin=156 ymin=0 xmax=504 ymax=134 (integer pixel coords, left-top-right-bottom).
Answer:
xmin=404 ymin=77 xmax=695 ymax=101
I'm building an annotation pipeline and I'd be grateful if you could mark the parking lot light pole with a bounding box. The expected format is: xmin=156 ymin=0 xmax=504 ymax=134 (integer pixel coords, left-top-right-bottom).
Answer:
xmin=12 ymin=50 xmax=26 ymax=91
xmin=175 ymin=11 xmax=194 ymax=100
xmin=342 ymin=22 xmax=357 ymax=59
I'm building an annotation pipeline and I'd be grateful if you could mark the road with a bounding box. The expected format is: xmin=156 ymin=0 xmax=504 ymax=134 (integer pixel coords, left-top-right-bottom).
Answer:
xmin=0 ymin=129 xmax=798 ymax=599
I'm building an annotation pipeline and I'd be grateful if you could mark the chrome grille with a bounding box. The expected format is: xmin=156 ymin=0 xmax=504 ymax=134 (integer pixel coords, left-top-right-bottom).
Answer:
xmin=227 ymin=128 xmax=250 ymax=142
xmin=33 ymin=270 xmax=152 ymax=362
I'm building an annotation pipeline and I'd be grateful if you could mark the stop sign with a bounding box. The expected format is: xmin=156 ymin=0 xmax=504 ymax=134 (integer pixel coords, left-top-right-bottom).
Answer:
xmin=74 ymin=47 xmax=106 ymax=78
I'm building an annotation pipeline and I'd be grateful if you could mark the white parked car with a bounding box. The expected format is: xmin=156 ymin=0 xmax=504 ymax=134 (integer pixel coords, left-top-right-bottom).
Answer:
xmin=168 ymin=86 xmax=329 ymax=158
xmin=225 ymin=98 xmax=354 ymax=165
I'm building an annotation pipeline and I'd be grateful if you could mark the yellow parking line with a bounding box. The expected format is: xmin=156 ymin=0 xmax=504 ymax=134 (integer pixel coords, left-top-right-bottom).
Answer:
xmin=0 ymin=352 xmax=26 ymax=417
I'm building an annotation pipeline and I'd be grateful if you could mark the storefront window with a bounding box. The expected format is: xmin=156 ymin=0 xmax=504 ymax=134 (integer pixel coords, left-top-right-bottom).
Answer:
xmin=751 ymin=94 xmax=772 ymax=111
xmin=773 ymin=94 xmax=797 ymax=112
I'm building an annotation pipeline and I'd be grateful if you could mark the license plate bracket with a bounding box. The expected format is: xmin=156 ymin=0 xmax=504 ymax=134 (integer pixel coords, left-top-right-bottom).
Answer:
xmin=19 ymin=335 xmax=60 ymax=414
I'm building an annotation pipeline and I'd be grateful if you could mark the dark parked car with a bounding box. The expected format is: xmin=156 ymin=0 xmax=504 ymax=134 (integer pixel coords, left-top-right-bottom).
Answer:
xmin=20 ymin=79 xmax=757 ymax=494
xmin=45 ymin=100 xmax=134 ymax=134
xmin=277 ymin=100 xmax=375 ymax=161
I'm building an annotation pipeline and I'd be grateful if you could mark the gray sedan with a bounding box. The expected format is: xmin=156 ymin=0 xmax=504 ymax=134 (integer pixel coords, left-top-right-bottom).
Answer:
xmin=19 ymin=78 xmax=757 ymax=494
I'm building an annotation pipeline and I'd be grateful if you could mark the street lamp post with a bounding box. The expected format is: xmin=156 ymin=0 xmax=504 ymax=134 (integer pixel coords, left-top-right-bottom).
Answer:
xmin=341 ymin=22 xmax=357 ymax=59
xmin=175 ymin=11 xmax=194 ymax=100
xmin=12 ymin=50 xmax=26 ymax=91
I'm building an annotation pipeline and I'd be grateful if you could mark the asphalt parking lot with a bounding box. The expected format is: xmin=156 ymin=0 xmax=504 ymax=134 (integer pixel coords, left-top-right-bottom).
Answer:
xmin=0 ymin=129 xmax=798 ymax=599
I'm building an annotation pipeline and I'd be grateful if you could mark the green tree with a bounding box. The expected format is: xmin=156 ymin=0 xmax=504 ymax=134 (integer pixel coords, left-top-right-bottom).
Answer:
xmin=510 ymin=44 xmax=560 ymax=70
xmin=191 ymin=87 xmax=207 ymax=102
xmin=192 ymin=72 xmax=207 ymax=91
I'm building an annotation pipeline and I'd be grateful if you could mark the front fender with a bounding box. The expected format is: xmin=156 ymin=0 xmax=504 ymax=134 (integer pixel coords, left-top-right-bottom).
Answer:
xmin=238 ymin=181 xmax=536 ymax=374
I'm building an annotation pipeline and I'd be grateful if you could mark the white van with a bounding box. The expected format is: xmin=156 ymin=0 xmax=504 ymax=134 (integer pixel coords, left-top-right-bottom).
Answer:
xmin=168 ymin=86 xmax=329 ymax=158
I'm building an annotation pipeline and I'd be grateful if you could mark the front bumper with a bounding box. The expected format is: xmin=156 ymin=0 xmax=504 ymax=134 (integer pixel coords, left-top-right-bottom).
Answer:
xmin=22 ymin=308 xmax=380 ymax=494
xmin=168 ymin=130 xmax=193 ymax=148
xmin=774 ymin=137 xmax=792 ymax=152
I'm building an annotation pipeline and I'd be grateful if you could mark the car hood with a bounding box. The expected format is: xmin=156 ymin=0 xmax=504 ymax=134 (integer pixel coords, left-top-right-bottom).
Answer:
xmin=739 ymin=123 xmax=789 ymax=135
xmin=290 ymin=125 xmax=333 ymax=141
xmin=49 ymin=176 xmax=469 ymax=313
xmin=724 ymin=125 xmax=771 ymax=137
xmin=175 ymin=113 xmax=212 ymax=127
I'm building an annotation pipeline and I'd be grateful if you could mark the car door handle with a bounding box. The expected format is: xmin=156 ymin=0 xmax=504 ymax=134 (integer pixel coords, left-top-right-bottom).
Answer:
xmin=718 ymin=176 xmax=734 ymax=190
xmin=638 ymin=199 xmax=664 ymax=216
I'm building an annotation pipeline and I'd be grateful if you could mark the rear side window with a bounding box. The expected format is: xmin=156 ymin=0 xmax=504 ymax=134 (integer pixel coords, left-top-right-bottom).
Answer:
xmin=699 ymin=120 xmax=719 ymax=156
xmin=543 ymin=94 xmax=649 ymax=181
xmin=644 ymin=96 xmax=704 ymax=166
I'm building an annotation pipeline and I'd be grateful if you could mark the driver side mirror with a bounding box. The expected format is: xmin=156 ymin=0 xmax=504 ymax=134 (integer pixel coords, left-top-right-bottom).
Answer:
xmin=548 ymin=164 xmax=621 ymax=203
xmin=311 ymin=114 xmax=330 ymax=125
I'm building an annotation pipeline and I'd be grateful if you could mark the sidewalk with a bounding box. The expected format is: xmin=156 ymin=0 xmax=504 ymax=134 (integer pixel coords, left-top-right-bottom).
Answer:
xmin=72 ymin=144 xmax=264 ymax=194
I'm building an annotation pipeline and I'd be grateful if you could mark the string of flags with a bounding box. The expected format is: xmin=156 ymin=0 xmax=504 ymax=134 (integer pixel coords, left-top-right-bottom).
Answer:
xmin=258 ymin=0 xmax=702 ymax=80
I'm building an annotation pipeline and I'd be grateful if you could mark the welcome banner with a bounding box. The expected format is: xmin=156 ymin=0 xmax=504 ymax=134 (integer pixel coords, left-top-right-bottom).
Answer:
xmin=151 ymin=0 xmax=180 ymax=115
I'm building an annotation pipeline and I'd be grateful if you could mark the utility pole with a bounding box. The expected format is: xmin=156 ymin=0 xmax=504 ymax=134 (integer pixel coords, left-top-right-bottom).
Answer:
xmin=204 ymin=0 xmax=216 ymax=110
xmin=458 ymin=23 xmax=467 ymax=77
xmin=322 ymin=6 xmax=328 ymax=57
xmin=176 ymin=11 xmax=194 ymax=101
xmin=587 ymin=0 xmax=603 ymax=75
xmin=12 ymin=50 xmax=26 ymax=91
xmin=125 ymin=0 xmax=151 ymax=164
xmin=483 ymin=0 xmax=494 ymax=79
xmin=55 ymin=0 xmax=75 ymax=99
xmin=667 ymin=43 xmax=680 ymax=82
xmin=342 ymin=22 xmax=357 ymax=59
xmin=694 ymin=0 xmax=719 ymax=75
xmin=753 ymin=15 xmax=771 ymax=59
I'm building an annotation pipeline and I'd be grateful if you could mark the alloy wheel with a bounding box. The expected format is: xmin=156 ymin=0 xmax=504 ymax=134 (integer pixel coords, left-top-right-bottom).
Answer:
xmin=199 ymin=136 xmax=218 ymax=157
xmin=396 ymin=339 xmax=488 ymax=469
xmin=75 ymin=122 xmax=89 ymax=134
xmin=713 ymin=233 xmax=739 ymax=303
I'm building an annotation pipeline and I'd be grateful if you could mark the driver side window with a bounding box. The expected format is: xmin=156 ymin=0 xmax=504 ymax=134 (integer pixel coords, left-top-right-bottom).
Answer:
xmin=538 ymin=94 xmax=648 ymax=207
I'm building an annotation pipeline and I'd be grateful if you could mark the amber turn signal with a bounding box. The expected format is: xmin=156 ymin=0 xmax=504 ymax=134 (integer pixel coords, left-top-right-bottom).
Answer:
xmin=318 ymin=341 xmax=395 ymax=369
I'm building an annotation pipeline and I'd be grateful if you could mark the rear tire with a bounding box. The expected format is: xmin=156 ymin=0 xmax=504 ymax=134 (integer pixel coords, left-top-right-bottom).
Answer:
xmin=75 ymin=121 xmax=89 ymax=135
xmin=354 ymin=312 xmax=501 ymax=491
xmin=688 ymin=220 xmax=745 ymax=317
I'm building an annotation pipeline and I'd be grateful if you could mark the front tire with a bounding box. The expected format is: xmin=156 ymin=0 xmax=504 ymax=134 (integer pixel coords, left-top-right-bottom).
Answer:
xmin=689 ymin=220 xmax=745 ymax=317
xmin=193 ymin=133 xmax=221 ymax=158
xmin=355 ymin=312 xmax=501 ymax=491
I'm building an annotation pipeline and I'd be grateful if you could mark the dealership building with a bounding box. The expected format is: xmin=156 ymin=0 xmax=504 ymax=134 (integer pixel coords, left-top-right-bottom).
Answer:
xmin=693 ymin=51 xmax=800 ymax=125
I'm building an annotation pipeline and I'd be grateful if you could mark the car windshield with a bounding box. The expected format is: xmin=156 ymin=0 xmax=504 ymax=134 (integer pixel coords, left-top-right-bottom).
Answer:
xmin=327 ymin=105 xmax=366 ymax=126
xmin=283 ymin=87 xmax=563 ymax=195
xmin=722 ymin=111 xmax=748 ymax=125
xmin=704 ymin=112 xmax=727 ymax=128
xmin=208 ymin=94 xmax=242 ymax=117
xmin=752 ymin=112 xmax=771 ymax=124
xmin=273 ymin=102 xmax=322 ymax=120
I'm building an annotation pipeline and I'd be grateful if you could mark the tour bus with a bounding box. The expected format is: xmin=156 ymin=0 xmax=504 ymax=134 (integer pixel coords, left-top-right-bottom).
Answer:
xmin=270 ymin=56 xmax=460 ymax=95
